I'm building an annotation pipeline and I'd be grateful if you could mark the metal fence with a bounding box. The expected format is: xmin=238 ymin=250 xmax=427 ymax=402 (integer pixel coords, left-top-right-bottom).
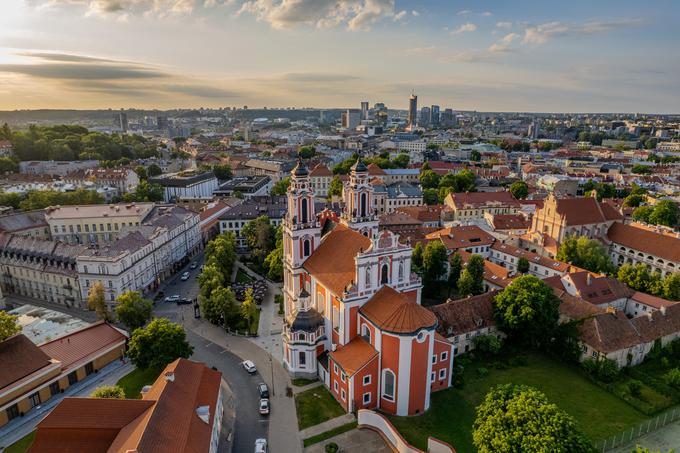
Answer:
xmin=596 ymin=407 xmax=680 ymax=452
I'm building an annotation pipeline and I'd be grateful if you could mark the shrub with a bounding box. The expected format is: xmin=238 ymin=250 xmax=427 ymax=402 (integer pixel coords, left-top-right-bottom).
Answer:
xmin=474 ymin=334 xmax=502 ymax=355
xmin=453 ymin=364 xmax=465 ymax=388
xmin=325 ymin=442 xmax=339 ymax=453
xmin=477 ymin=367 xmax=489 ymax=377
xmin=661 ymin=357 xmax=670 ymax=368
xmin=628 ymin=380 xmax=643 ymax=398
xmin=581 ymin=358 xmax=599 ymax=376
xmin=597 ymin=359 xmax=620 ymax=383
xmin=664 ymin=368 xmax=680 ymax=389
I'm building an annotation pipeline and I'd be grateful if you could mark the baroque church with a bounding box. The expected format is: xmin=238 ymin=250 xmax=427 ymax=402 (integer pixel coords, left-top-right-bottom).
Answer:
xmin=281 ymin=159 xmax=453 ymax=416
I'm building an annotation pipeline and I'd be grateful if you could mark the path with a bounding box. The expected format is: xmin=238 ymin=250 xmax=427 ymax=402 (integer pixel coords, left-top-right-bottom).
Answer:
xmin=303 ymin=428 xmax=391 ymax=453
xmin=298 ymin=414 xmax=356 ymax=440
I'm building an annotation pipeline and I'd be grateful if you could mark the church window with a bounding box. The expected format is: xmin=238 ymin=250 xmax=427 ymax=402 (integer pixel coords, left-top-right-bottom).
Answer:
xmin=381 ymin=264 xmax=389 ymax=284
xmin=301 ymin=199 xmax=308 ymax=223
xmin=360 ymin=193 xmax=367 ymax=217
xmin=303 ymin=239 xmax=311 ymax=257
xmin=398 ymin=262 xmax=404 ymax=281
xmin=382 ymin=370 xmax=395 ymax=401
xmin=365 ymin=267 xmax=371 ymax=288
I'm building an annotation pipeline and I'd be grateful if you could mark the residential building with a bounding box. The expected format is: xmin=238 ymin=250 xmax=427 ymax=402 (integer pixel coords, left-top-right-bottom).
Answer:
xmin=214 ymin=175 xmax=272 ymax=198
xmin=28 ymin=358 xmax=223 ymax=453
xmin=19 ymin=160 xmax=99 ymax=177
xmin=244 ymin=158 xmax=295 ymax=183
xmin=0 ymin=234 xmax=85 ymax=308
xmin=63 ymin=167 xmax=140 ymax=194
xmin=484 ymin=213 xmax=531 ymax=237
xmin=430 ymin=291 xmax=506 ymax=356
xmin=444 ymin=191 xmax=520 ymax=223
xmin=372 ymin=181 xmax=423 ymax=214
xmin=309 ymin=164 xmax=334 ymax=198
xmin=544 ymin=271 xmax=633 ymax=312
xmin=77 ymin=205 xmax=201 ymax=304
xmin=281 ymin=160 xmax=453 ymax=416
xmin=0 ymin=211 xmax=50 ymax=239
xmin=45 ymin=203 xmax=155 ymax=245
xmin=606 ymin=222 xmax=680 ymax=277
xmin=425 ymin=226 xmax=495 ymax=258
xmin=395 ymin=205 xmax=443 ymax=228
xmin=536 ymin=174 xmax=579 ymax=196
xmin=0 ymin=140 xmax=13 ymax=157
xmin=381 ymin=168 xmax=420 ymax=185
xmin=489 ymin=241 xmax=570 ymax=278
xmin=218 ymin=196 xmax=288 ymax=249
xmin=199 ymin=201 xmax=233 ymax=245
xmin=149 ymin=171 xmax=219 ymax=203
xmin=0 ymin=322 xmax=127 ymax=428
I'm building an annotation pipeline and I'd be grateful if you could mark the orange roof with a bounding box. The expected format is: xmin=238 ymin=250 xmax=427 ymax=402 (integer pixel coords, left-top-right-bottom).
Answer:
xmin=329 ymin=337 xmax=378 ymax=376
xmin=40 ymin=322 xmax=127 ymax=372
xmin=630 ymin=292 xmax=677 ymax=310
xmin=0 ymin=334 xmax=54 ymax=391
xmin=367 ymin=163 xmax=386 ymax=176
xmin=607 ymin=222 xmax=680 ymax=263
xmin=360 ymin=286 xmax=437 ymax=334
xmin=426 ymin=225 xmax=495 ymax=251
xmin=304 ymin=224 xmax=371 ymax=295
xmin=395 ymin=205 xmax=443 ymax=223
xmin=309 ymin=163 xmax=333 ymax=177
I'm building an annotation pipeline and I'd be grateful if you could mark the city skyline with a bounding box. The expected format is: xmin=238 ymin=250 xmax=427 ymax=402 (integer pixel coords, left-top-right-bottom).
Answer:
xmin=0 ymin=0 xmax=679 ymax=112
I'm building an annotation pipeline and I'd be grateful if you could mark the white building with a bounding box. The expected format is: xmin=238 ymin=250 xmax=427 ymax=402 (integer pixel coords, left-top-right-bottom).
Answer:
xmin=149 ymin=171 xmax=219 ymax=203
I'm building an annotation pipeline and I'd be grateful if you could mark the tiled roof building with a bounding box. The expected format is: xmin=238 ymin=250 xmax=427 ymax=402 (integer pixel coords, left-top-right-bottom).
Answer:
xmin=606 ymin=222 xmax=680 ymax=276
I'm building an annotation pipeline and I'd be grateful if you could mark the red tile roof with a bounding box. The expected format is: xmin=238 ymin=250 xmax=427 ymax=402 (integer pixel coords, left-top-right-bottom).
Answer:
xmin=360 ymin=286 xmax=437 ymax=334
xmin=445 ymin=191 xmax=520 ymax=209
xmin=550 ymin=197 xmax=623 ymax=226
xmin=40 ymin=322 xmax=127 ymax=372
xmin=329 ymin=337 xmax=379 ymax=376
xmin=426 ymin=225 xmax=495 ymax=251
xmin=310 ymin=163 xmax=333 ymax=177
xmin=395 ymin=205 xmax=443 ymax=223
xmin=607 ymin=222 xmax=680 ymax=263
xmin=430 ymin=291 xmax=497 ymax=337
xmin=0 ymin=334 xmax=54 ymax=391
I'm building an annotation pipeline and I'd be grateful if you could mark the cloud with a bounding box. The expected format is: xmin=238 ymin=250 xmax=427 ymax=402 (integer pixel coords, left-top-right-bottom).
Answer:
xmin=0 ymin=62 xmax=166 ymax=80
xmin=522 ymin=18 xmax=644 ymax=44
xmin=394 ymin=10 xmax=406 ymax=21
xmin=451 ymin=23 xmax=477 ymax=35
xmin=496 ymin=21 xmax=512 ymax=29
xmin=411 ymin=10 xmax=418 ymax=16
xmin=456 ymin=9 xmax=470 ymax=16
xmin=16 ymin=52 xmax=123 ymax=64
xmin=236 ymin=0 xmax=396 ymax=30
xmin=28 ymin=0 xmax=201 ymax=17
xmin=162 ymin=84 xmax=238 ymax=97
xmin=488 ymin=32 xmax=518 ymax=53
xmin=281 ymin=72 xmax=360 ymax=82
xmin=481 ymin=11 xmax=492 ymax=17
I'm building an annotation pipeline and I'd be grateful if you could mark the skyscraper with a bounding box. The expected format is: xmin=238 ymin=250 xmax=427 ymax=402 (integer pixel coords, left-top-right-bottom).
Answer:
xmin=115 ymin=111 xmax=128 ymax=132
xmin=420 ymin=106 xmax=431 ymax=127
xmin=430 ymin=105 xmax=440 ymax=125
xmin=528 ymin=121 xmax=540 ymax=139
xmin=360 ymin=101 xmax=369 ymax=121
xmin=408 ymin=94 xmax=417 ymax=129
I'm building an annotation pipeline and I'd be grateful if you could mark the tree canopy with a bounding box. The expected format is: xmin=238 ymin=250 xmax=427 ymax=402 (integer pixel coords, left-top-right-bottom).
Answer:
xmin=87 ymin=281 xmax=114 ymax=322
xmin=327 ymin=176 xmax=343 ymax=200
xmin=115 ymin=291 xmax=153 ymax=331
xmin=618 ymin=264 xmax=680 ymax=301
xmin=242 ymin=215 xmax=277 ymax=264
xmin=556 ymin=235 xmax=616 ymax=274
xmin=127 ymin=318 xmax=193 ymax=370
xmin=458 ymin=254 xmax=485 ymax=297
xmin=632 ymin=200 xmax=679 ymax=227
xmin=0 ymin=311 xmax=20 ymax=342
xmin=90 ymin=385 xmax=126 ymax=399
xmin=473 ymin=384 xmax=594 ymax=453
xmin=509 ymin=181 xmax=529 ymax=199
xmin=270 ymin=177 xmax=291 ymax=196
xmin=422 ymin=241 xmax=448 ymax=291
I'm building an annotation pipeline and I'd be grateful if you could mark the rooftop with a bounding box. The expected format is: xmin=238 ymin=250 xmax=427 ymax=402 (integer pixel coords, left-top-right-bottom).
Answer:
xmin=359 ymin=286 xmax=437 ymax=335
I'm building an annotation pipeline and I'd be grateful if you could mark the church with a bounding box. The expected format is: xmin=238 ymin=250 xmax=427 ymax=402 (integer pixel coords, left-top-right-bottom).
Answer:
xmin=281 ymin=159 xmax=453 ymax=416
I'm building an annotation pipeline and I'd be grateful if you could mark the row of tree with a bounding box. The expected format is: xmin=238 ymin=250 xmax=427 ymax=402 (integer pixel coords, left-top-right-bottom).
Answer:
xmin=420 ymin=165 xmax=477 ymax=205
xmin=332 ymin=152 xmax=410 ymax=175
xmin=617 ymin=264 xmax=680 ymax=301
xmin=0 ymin=188 xmax=105 ymax=211
xmin=241 ymin=215 xmax=283 ymax=281
xmin=87 ymin=282 xmax=154 ymax=331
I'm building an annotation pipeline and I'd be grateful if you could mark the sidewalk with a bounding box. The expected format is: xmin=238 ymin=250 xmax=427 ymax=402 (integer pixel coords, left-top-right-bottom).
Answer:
xmin=298 ymin=413 xmax=356 ymax=440
xmin=184 ymin=316 xmax=301 ymax=453
xmin=0 ymin=360 xmax=134 ymax=450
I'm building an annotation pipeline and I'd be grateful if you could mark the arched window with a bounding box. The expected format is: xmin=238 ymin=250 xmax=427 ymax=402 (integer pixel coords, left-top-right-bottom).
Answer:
xmin=360 ymin=193 xmax=367 ymax=217
xmin=381 ymin=264 xmax=389 ymax=284
xmin=398 ymin=262 xmax=404 ymax=282
xmin=365 ymin=267 xmax=371 ymax=288
xmin=382 ymin=369 xmax=395 ymax=401
xmin=361 ymin=324 xmax=371 ymax=343
xmin=301 ymin=199 xmax=308 ymax=224
xmin=303 ymin=239 xmax=311 ymax=257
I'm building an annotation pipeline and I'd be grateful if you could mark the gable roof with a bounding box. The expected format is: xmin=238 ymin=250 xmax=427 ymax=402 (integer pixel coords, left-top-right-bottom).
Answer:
xmin=0 ymin=334 xmax=54 ymax=391
xmin=552 ymin=197 xmax=623 ymax=226
xmin=563 ymin=272 xmax=632 ymax=305
xmin=329 ymin=336 xmax=379 ymax=376
xmin=303 ymin=224 xmax=371 ymax=295
xmin=607 ymin=222 xmax=680 ymax=263
xmin=445 ymin=191 xmax=519 ymax=209
xmin=426 ymin=225 xmax=495 ymax=251
xmin=359 ymin=286 xmax=437 ymax=334
xmin=430 ymin=291 xmax=497 ymax=337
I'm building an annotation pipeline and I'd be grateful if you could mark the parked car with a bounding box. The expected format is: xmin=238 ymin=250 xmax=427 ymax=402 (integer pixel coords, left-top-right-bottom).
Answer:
xmin=177 ymin=298 xmax=193 ymax=305
xmin=190 ymin=262 xmax=198 ymax=269
xmin=180 ymin=271 xmax=190 ymax=281
xmin=259 ymin=398 xmax=270 ymax=415
xmin=242 ymin=360 xmax=257 ymax=374
xmin=257 ymin=383 xmax=269 ymax=399
xmin=165 ymin=294 xmax=180 ymax=303
xmin=254 ymin=439 xmax=267 ymax=453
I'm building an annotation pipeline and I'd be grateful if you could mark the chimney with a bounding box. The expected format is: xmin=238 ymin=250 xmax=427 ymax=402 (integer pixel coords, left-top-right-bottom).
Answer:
xmin=646 ymin=312 xmax=653 ymax=321
xmin=661 ymin=305 xmax=667 ymax=316
xmin=164 ymin=371 xmax=175 ymax=382
xmin=586 ymin=273 xmax=592 ymax=286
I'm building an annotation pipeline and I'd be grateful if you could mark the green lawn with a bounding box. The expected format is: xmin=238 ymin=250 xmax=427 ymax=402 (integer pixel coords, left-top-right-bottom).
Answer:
xmin=116 ymin=366 xmax=163 ymax=399
xmin=3 ymin=431 xmax=35 ymax=453
xmin=235 ymin=268 xmax=254 ymax=283
xmin=302 ymin=421 xmax=358 ymax=447
xmin=388 ymin=353 xmax=649 ymax=453
xmin=295 ymin=386 xmax=345 ymax=429
xmin=248 ymin=309 xmax=260 ymax=335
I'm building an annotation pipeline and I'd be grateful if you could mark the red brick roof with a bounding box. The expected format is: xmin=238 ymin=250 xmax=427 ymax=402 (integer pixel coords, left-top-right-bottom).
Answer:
xmin=40 ymin=322 xmax=127 ymax=372
xmin=607 ymin=222 xmax=680 ymax=263
xmin=329 ymin=337 xmax=379 ymax=376
xmin=445 ymin=191 xmax=519 ymax=209
xmin=430 ymin=291 xmax=497 ymax=337
xmin=0 ymin=334 xmax=54 ymax=391
xmin=395 ymin=205 xmax=443 ymax=223
xmin=426 ymin=225 xmax=495 ymax=251
xmin=551 ymin=197 xmax=623 ymax=226
xmin=360 ymin=286 xmax=437 ymax=334
xmin=309 ymin=163 xmax=333 ymax=177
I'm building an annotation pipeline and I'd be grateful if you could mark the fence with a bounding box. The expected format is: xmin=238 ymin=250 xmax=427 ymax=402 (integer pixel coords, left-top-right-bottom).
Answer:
xmin=595 ymin=407 xmax=680 ymax=452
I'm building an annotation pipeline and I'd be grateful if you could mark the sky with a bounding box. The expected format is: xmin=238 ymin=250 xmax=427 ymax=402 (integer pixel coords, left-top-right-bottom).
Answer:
xmin=0 ymin=0 xmax=679 ymax=112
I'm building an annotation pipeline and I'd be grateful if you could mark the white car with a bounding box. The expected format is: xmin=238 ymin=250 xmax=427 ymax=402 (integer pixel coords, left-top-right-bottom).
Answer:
xmin=164 ymin=294 xmax=180 ymax=303
xmin=242 ymin=360 xmax=257 ymax=374
xmin=254 ymin=439 xmax=267 ymax=453
xmin=259 ymin=398 xmax=270 ymax=415
xmin=180 ymin=271 xmax=190 ymax=281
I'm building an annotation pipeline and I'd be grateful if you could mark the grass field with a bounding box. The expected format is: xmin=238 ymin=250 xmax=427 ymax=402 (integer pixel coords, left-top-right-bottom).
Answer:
xmin=2 ymin=432 xmax=35 ymax=453
xmin=235 ymin=268 xmax=254 ymax=283
xmin=388 ymin=353 xmax=649 ymax=453
xmin=116 ymin=366 xmax=163 ymax=399
xmin=295 ymin=386 xmax=345 ymax=430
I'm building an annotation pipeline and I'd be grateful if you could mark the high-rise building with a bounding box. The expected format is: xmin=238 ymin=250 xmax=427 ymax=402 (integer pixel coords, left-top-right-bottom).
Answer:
xmin=441 ymin=108 xmax=455 ymax=127
xmin=156 ymin=116 xmax=168 ymax=130
xmin=408 ymin=94 xmax=418 ymax=128
xmin=430 ymin=105 xmax=440 ymax=125
xmin=420 ymin=106 xmax=431 ymax=127
xmin=115 ymin=111 xmax=128 ymax=132
xmin=360 ymin=101 xmax=369 ymax=121
xmin=528 ymin=121 xmax=540 ymax=139
xmin=341 ymin=109 xmax=361 ymax=130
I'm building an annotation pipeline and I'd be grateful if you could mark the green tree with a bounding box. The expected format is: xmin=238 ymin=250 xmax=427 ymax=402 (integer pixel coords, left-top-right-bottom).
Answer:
xmin=124 ymin=180 xmax=164 ymax=202
xmin=211 ymin=164 xmax=232 ymax=180
xmin=663 ymin=273 xmax=680 ymax=301
xmin=422 ymin=241 xmax=448 ymax=289
xmin=509 ymin=181 xmax=529 ymax=199
xmin=242 ymin=215 xmax=276 ymax=264
xmin=87 ymin=281 xmax=114 ymax=322
xmin=134 ymin=165 xmax=148 ymax=180
xmin=270 ymin=177 xmax=291 ymax=196
xmin=198 ymin=263 xmax=225 ymax=301
xmin=470 ymin=149 xmax=481 ymax=162
xmin=411 ymin=242 xmax=424 ymax=274
xmin=392 ymin=153 xmax=410 ymax=168
xmin=204 ymin=232 xmax=237 ymax=277
xmin=327 ymin=176 xmax=343 ymax=200
xmin=448 ymin=252 xmax=463 ymax=293
xmin=649 ymin=200 xmax=679 ymax=227
xmin=473 ymin=384 xmax=594 ymax=453
xmin=474 ymin=334 xmax=502 ymax=355
xmin=517 ymin=256 xmax=530 ymax=274
xmin=147 ymin=164 xmax=163 ymax=176
xmin=494 ymin=275 xmax=560 ymax=347
xmin=458 ymin=254 xmax=485 ymax=297
xmin=617 ymin=264 xmax=664 ymax=295
xmin=297 ymin=146 xmax=316 ymax=159
xmin=632 ymin=164 xmax=652 ymax=175
xmin=0 ymin=311 xmax=20 ymax=341
xmin=264 ymin=227 xmax=284 ymax=281
xmin=633 ymin=205 xmax=654 ymax=223
xmin=114 ymin=291 xmax=153 ymax=331
xmin=419 ymin=169 xmax=441 ymax=189
xmin=623 ymin=194 xmax=645 ymax=207
xmin=127 ymin=318 xmax=193 ymax=370
xmin=423 ymin=188 xmax=438 ymax=205
xmin=241 ymin=288 xmax=258 ymax=327
xmin=201 ymin=285 xmax=237 ymax=325
xmin=0 ymin=157 xmax=19 ymax=173
xmin=556 ymin=235 xmax=615 ymax=274
xmin=0 ymin=192 xmax=22 ymax=209
xmin=90 ymin=385 xmax=125 ymax=399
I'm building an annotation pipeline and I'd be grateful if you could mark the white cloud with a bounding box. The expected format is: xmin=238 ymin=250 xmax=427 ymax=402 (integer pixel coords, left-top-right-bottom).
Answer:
xmin=237 ymin=0 xmax=396 ymax=30
xmin=481 ymin=11 xmax=492 ymax=17
xmin=522 ymin=18 xmax=643 ymax=44
xmin=451 ymin=22 xmax=477 ymax=34
xmin=411 ymin=10 xmax=419 ymax=16
xmin=496 ymin=21 xmax=512 ymax=29
xmin=394 ymin=9 xmax=406 ymax=21
xmin=30 ymin=0 xmax=201 ymax=16
xmin=456 ymin=9 xmax=470 ymax=16
xmin=488 ymin=32 xmax=518 ymax=52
